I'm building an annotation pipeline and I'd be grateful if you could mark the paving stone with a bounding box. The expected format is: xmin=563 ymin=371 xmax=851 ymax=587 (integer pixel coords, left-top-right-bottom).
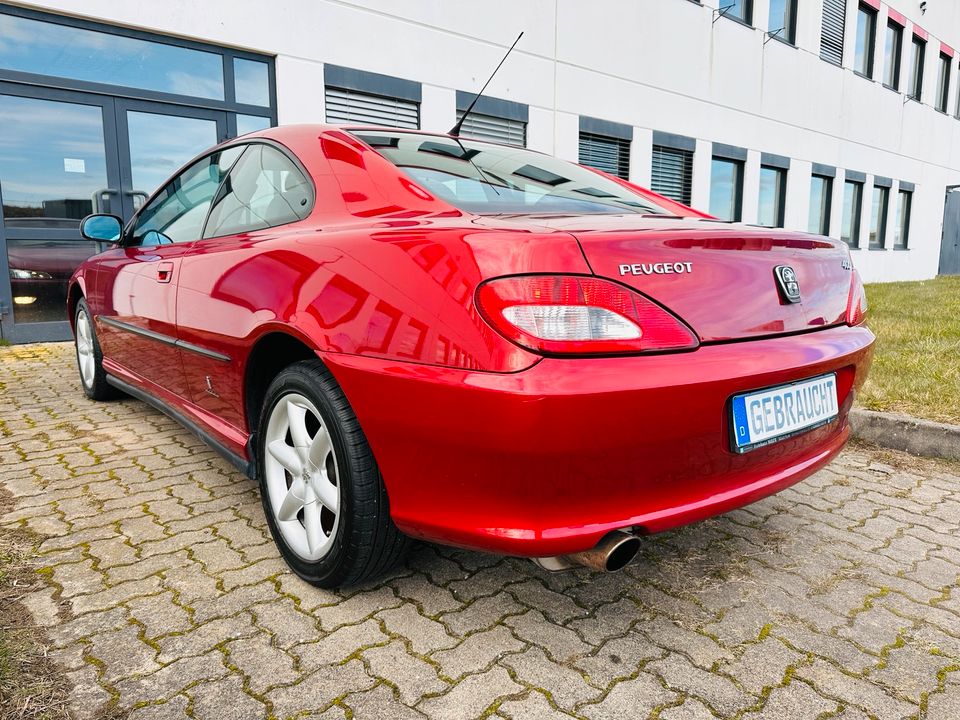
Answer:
xmin=313 ymin=587 xmax=401 ymax=630
xmin=391 ymin=573 xmax=463 ymax=616
xmin=720 ymin=636 xmax=803 ymax=694
xmin=86 ymin=622 xmax=162 ymax=683
xmin=506 ymin=579 xmax=589 ymax=624
xmin=343 ymin=683 xmax=425 ymax=720
xmin=114 ymin=652 xmax=229 ymax=705
xmin=266 ymin=659 xmax=375 ymax=719
xmin=500 ymin=646 xmax=601 ymax=710
xmin=438 ymin=592 xmax=525 ymax=637
xmin=189 ymin=674 xmax=267 ymax=720
xmin=65 ymin=664 xmax=113 ymax=720
xmin=128 ymin=592 xmax=193 ymax=639
xmin=574 ymin=631 xmax=665 ymax=688
xmin=251 ymin=597 xmax=320 ymax=648
xmin=647 ymin=653 xmax=755 ymax=716
xmin=363 ymin=640 xmax=447 ymax=704
xmin=226 ymin=634 xmax=299 ymax=693
xmin=417 ymin=665 xmax=523 ymax=720
xmin=754 ymin=680 xmax=838 ymax=719
xmin=579 ymin=671 xmax=677 ymax=720
xmin=378 ymin=603 xmax=458 ymax=654
xmin=658 ymin=698 xmax=716 ymax=720
xmin=640 ymin=616 xmax=733 ymax=670
xmin=127 ymin=695 xmax=191 ymax=720
xmin=431 ymin=625 xmax=524 ymax=680
xmin=294 ymin=618 xmax=389 ymax=668
xmin=504 ymin=610 xmax=591 ymax=663
xmin=793 ymin=659 xmax=917 ymax=719
xmin=156 ymin=614 xmax=258 ymax=663
xmin=497 ymin=690 xmax=580 ymax=719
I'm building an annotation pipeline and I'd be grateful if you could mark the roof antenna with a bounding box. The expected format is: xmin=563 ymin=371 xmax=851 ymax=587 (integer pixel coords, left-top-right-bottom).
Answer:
xmin=449 ymin=31 xmax=523 ymax=137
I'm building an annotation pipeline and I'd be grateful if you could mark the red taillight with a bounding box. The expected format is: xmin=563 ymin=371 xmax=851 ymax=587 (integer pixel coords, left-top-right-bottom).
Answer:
xmin=476 ymin=275 xmax=699 ymax=355
xmin=846 ymin=270 xmax=868 ymax=326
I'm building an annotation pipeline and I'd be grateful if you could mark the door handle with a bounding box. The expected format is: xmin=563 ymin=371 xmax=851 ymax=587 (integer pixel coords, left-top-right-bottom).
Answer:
xmin=156 ymin=261 xmax=174 ymax=283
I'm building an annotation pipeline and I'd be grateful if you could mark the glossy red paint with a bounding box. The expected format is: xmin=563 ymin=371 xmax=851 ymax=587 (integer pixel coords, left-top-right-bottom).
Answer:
xmin=69 ymin=124 xmax=875 ymax=557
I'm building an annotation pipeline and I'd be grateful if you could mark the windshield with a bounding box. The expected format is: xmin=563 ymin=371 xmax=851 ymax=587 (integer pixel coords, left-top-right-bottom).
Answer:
xmin=351 ymin=130 xmax=672 ymax=216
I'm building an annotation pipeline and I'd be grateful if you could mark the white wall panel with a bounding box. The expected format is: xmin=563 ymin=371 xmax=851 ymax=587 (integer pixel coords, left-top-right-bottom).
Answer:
xmin=20 ymin=0 xmax=960 ymax=281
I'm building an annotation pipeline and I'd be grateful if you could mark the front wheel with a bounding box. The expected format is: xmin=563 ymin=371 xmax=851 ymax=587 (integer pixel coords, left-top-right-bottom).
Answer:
xmin=257 ymin=359 xmax=409 ymax=587
xmin=74 ymin=298 xmax=117 ymax=401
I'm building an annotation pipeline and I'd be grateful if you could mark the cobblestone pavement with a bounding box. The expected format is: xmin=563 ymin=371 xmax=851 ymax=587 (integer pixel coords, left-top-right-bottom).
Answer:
xmin=2 ymin=343 xmax=960 ymax=719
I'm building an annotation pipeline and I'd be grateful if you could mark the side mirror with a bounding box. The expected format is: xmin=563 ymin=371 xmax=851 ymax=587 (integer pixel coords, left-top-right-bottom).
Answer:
xmin=80 ymin=214 xmax=123 ymax=242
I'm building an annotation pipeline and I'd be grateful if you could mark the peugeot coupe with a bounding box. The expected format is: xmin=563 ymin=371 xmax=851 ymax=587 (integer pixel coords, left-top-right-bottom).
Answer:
xmin=70 ymin=124 xmax=874 ymax=587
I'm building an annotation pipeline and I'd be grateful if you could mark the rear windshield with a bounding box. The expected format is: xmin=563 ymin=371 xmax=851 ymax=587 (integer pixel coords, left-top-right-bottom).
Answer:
xmin=351 ymin=130 xmax=672 ymax=216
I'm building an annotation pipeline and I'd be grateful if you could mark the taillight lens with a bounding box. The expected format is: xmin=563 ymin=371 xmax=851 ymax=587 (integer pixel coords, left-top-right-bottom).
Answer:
xmin=846 ymin=270 xmax=868 ymax=326
xmin=476 ymin=275 xmax=699 ymax=355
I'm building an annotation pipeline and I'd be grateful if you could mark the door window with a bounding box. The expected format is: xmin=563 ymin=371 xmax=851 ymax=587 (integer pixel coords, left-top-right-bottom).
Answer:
xmin=203 ymin=144 xmax=312 ymax=238
xmin=131 ymin=146 xmax=242 ymax=246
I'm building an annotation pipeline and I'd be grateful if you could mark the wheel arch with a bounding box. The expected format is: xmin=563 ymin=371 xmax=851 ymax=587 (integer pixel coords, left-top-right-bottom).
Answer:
xmin=243 ymin=328 xmax=324 ymax=442
xmin=66 ymin=278 xmax=87 ymax=333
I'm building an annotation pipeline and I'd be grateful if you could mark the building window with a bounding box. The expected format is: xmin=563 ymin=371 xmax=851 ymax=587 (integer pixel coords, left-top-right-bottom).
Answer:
xmin=720 ymin=0 xmax=753 ymax=25
xmin=869 ymin=185 xmax=889 ymax=249
xmin=651 ymin=145 xmax=694 ymax=206
xmin=325 ymin=87 xmax=420 ymax=128
xmin=909 ymin=35 xmax=926 ymax=100
xmin=820 ymin=0 xmax=847 ymax=65
xmin=854 ymin=4 xmax=877 ymax=78
xmin=709 ymin=157 xmax=744 ymax=221
xmin=809 ymin=174 xmax=833 ymax=236
xmin=768 ymin=0 xmax=797 ymax=44
xmin=456 ymin=112 xmax=526 ymax=147
xmin=937 ymin=53 xmax=952 ymax=112
xmin=841 ymin=180 xmax=863 ymax=247
xmin=893 ymin=188 xmax=912 ymax=249
xmin=579 ymin=132 xmax=630 ymax=180
xmin=454 ymin=92 xmax=527 ymax=147
xmin=758 ymin=165 xmax=787 ymax=228
xmin=883 ymin=21 xmax=903 ymax=90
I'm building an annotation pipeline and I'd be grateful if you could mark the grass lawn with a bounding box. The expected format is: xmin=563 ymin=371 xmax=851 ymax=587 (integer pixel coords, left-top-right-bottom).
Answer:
xmin=858 ymin=275 xmax=960 ymax=424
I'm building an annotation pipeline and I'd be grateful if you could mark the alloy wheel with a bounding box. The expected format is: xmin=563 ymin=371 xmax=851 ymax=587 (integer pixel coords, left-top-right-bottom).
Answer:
xmin=76 ymin=308 xmax=95 ymax=389
xmin=263 ymin=393 xmax=341 ymax=561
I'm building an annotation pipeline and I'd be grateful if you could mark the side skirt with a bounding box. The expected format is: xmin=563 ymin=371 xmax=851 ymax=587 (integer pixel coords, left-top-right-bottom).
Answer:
xmin=106 ymin=374 xmax=256 ymax=479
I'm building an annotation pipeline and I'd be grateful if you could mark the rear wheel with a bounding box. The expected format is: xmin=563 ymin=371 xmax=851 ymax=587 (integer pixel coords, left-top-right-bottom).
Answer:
xmin=74 ymin=298 xmax=117 ymax=401
xmin=257 ymin=359 xmax=409 ymax=587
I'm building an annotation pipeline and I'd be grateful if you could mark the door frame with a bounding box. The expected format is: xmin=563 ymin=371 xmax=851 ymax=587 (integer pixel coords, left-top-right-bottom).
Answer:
xmin=0 ymin=83 xmax=123 ymax=343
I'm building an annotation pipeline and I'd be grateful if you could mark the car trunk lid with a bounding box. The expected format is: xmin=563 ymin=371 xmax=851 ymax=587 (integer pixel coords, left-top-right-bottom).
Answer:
xmin=473 ymin=214 xmax=852 ymax=342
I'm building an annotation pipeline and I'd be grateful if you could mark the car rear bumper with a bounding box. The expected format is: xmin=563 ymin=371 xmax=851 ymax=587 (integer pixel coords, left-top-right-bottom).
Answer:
xmin=324 ymin=324 xmax=875 ymax=557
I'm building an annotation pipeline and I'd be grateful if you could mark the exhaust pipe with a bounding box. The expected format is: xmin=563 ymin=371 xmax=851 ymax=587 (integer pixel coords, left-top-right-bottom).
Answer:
xmin=532 ymin=531 xmax=641 ymax=573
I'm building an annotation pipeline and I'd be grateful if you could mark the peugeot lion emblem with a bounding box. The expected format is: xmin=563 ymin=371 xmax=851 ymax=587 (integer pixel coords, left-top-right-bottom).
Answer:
xmin=774 ymin=265 xmax=801 ymax=303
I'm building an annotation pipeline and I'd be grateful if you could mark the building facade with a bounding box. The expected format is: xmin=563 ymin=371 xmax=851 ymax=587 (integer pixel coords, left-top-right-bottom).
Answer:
xmin=1 ymin=0 xmax=958 ymax=343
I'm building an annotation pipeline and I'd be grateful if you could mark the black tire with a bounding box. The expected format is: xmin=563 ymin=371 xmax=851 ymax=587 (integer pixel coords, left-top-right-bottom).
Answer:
xmin=257 ymin=359 xmax=409 ymax=587
xmin=74 ymin=298 xmax=118 ymax=401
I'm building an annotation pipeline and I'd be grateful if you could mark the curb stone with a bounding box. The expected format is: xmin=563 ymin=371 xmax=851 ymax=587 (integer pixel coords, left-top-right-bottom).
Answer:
xmin=849 ymin=408 xmax=960 ymax=462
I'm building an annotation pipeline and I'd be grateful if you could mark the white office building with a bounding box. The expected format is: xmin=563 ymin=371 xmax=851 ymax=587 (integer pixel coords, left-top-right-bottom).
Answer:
xmin=1 ymin=0 xmax=958 ymax=343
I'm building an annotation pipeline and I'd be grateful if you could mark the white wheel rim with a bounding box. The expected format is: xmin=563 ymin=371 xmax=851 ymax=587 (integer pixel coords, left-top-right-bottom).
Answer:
xmin=264 ymin=393 xmax=341 ymax=562
xmin=76 ymin=309 xmax=95 ymax=389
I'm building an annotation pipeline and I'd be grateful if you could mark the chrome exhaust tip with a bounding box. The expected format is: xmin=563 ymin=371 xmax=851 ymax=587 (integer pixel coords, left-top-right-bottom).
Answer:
xmin=532 ymin=530 xmax=641 ymax=573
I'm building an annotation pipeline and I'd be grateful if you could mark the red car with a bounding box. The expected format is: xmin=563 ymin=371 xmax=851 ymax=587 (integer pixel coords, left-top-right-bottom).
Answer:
xmin=70 ymin=125 xmax=874 ymax=587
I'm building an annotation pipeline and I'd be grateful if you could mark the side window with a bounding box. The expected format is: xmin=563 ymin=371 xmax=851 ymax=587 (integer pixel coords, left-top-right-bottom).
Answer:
xmin=203 ymin=144 xmax=312 ymax=238
xmin=131 ymin=145 xmax=243 ymax=246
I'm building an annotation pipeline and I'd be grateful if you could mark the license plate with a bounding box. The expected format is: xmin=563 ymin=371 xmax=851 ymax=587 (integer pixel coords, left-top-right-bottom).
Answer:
xmin=730 ymin=373 xmax=839 ymax=453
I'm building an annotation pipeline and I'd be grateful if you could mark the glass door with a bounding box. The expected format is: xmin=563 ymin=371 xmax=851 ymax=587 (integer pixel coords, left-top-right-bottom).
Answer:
xmin=114 ymin=99 xmax=227 ymax=220
xmin=0 ymin=90 xmax=227 ymax=343
xmin=0 ymin=83 xmax=121 ymax=343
